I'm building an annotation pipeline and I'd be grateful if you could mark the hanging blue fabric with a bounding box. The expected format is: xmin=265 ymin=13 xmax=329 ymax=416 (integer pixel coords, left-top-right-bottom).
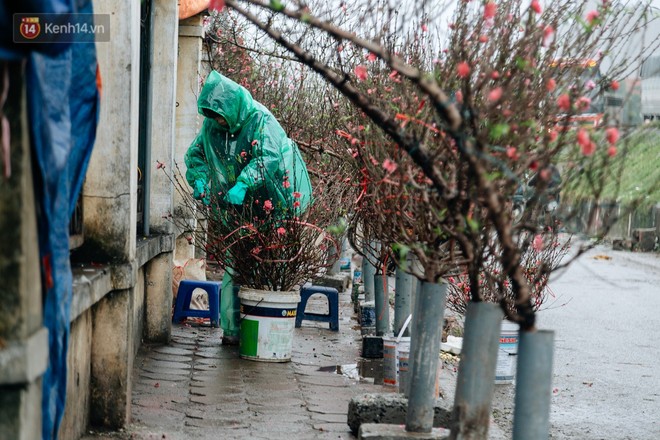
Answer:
xmin=20 ymin=0 xmax=99 ymax=438
xmin=0 ymin=0 xmax=72 ymax=60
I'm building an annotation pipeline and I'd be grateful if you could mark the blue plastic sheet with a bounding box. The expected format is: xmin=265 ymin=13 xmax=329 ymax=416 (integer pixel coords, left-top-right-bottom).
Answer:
xmin=0 ymin=0 xmax=72 ymax=60
xmin=1 ymin=0 xmax=99 ymax=438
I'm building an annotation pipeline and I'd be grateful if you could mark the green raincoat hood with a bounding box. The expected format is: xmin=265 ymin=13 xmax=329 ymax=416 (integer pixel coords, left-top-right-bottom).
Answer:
xmin=185 ymin=71 xmax=313 ymax=217
xmin=198 ymin=71 xmax=254 ymax=134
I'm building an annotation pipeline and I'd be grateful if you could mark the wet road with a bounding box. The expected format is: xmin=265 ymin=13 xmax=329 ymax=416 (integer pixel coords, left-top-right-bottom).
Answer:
xmin=538 ymin=246 xmax=660 ymax=439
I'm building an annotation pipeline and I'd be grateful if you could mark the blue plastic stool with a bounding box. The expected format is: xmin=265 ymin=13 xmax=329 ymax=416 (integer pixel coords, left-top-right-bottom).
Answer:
xmin=172 ymin=280 xmax=221 ymax=327
xmin=295 ymin=285 xmax=339 ymax=331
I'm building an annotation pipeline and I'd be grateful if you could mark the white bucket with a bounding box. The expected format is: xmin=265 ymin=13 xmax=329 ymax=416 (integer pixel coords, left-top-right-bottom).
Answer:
xmin=383 ymin=314 xmax=412 ymax=387
xmin=397 ymin=342 xmax=442 ymax=398
xmin=397 ymin=346 xmax=411 ymax=395
xmin=495 ymin=320 xmax=519 ymax=384
xmin=382 ymin=336 xmax=397 ymax=386
xmin=238 ymin=288 xmax=301 ymax=362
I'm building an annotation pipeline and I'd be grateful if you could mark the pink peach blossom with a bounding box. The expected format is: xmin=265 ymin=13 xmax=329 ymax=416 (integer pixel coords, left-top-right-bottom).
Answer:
xmin=605 ymin=127 xmax=619 ymax=144
xmin=557 ymin=94 xmax=570 ymax=111
xmin=576 ymin=129 xmax=590 ymax=148
xmin=582 ymin=141 xmax=596 ymax=156
xmin=488 ymin=87 xmax=503 ymax=102
xmin=382 ymin=159 xmax=398 ymax=173
xmin=457 ymin=62 xmax=471 ymax=78
xmin=586 ymin=10 xmax=599 ymax=25
xmin=543 ymin=25 xmax=554 ymax=46
xmin=484 ymin=2 xmax=497 ymax=19
xmin=355 ymin=65 xmax=368 ymax=81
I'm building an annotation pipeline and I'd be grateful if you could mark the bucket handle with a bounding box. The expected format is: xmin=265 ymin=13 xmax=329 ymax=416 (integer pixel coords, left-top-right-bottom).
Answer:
xmin=239 ymin=298 xmax=264 ymax=322
xmin=396 ymin=314 xmax=412 ymax=342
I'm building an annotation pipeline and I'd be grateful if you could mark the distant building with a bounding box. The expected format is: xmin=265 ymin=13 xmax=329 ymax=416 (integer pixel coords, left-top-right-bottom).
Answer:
xmin=641 ymin=55 xmax=660 ymax=121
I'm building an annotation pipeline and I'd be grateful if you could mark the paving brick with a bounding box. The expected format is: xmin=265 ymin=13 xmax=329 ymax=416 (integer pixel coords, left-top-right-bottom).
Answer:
xmin=245 ymin=395 xmax=306 ymax=407
xmin=313 ymin=422 xmax=354 ymax=433
xmin=310 ymin=412 xmax=349 ymax=424
xmin=151 ymin=346 xmax=194 ymax=356
xmin=147 ymin=352 xmax=191 ymax=363
xmin=190 ymin=394 xmax=246 ymax=406
xmin=122 ymin=266 xmax=386 ymax=439
xmin=184 ymin=418 xmax=250 ymax=429
xmin=138 ymin=371 xmax=189 ymax=383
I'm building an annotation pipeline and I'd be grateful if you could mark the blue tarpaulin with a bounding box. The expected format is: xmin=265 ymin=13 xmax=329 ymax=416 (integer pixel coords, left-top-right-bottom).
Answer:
xmin=1 ymin=0 xmax=99 ymax=438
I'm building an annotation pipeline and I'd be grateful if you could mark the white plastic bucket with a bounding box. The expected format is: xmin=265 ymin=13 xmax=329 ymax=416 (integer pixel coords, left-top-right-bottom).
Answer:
xmin=238 ymin=288 xmax=301 ymax=362
xmin=495 ymin=320 xmax=519 ymax=384
xmin=382 ymin=336 xmax=397 ymax=386
xmin=397 ymin=346 xmax=411 ymax=395
xmin=383 ymin=314 xmax=412 ymax=387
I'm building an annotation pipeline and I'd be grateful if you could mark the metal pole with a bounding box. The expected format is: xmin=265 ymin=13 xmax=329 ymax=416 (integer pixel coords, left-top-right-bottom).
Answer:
xmin=373 ymin=274 xmax=391 ymax=336
xmin=394 ymin=267 xmax=415 ymax=337
xmin=362 ymin=242 xmax=378 ymax=302
xmin=512 ymin=330 xmax=555 ymax=440
xmin=327 ymin=236 xmax=341 ymax=275
xmin=449 ymin=302 xmax=503 ymax=440
xmin=405 ymin=281 xmax=447 ymax=433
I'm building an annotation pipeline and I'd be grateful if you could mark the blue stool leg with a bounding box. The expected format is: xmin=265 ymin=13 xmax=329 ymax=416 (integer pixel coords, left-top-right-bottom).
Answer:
xmin=296 ymin=286 xmax=339 ymax=331
xmin=329 ymin=290 xmax=339 ymax=331
xmin=208 ymin=284 xmax=220 ymax=328
xmin=295 ymin=293 xmax=308 ymax=328
xmin=173 ymin=282 xmax=193 ymax=323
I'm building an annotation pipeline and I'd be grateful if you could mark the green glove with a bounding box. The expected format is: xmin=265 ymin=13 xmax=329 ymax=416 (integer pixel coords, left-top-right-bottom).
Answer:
xmin=225 ymin=181 xmax=248 ymax=205
xmin=193 ymin=179 xmax=210 ymax=206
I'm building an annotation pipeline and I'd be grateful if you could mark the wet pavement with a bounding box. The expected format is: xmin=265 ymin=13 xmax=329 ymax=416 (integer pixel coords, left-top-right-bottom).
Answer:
xmin=491 ymin=245 xmax=660 ymax=439
xmin=83 ymin=278 xmax=393 ymax=440
xmin=78 ymin=242 xmax=660 ymax=439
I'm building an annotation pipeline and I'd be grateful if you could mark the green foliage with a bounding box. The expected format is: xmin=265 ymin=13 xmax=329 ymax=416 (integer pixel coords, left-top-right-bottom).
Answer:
xmin=605 ymin=126 xmax=660 ymax=207
xmin=269 ymin=0 xmax=284 ymax=12
xmin=327 ymin=217 xmax=348 ymax=237
xmin=563 ymin=125 xmax=660 ymax=208
xmin=489 ymin=123 xmax=510 ymax=141
xmin=391 ymin=242 xmax=411 ymax=268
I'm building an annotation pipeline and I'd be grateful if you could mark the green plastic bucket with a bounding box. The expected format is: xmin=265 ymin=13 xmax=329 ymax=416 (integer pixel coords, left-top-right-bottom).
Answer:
xmin=238 ymin=288 xmax=301 ymax=362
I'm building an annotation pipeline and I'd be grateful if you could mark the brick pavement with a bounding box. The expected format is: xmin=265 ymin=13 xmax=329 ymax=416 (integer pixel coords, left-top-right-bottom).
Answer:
xmin=83 ymin=282 xmax=385 ymax=440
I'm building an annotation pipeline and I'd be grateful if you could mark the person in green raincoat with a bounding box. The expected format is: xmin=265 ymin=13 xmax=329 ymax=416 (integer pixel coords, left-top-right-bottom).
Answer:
xmin=185 ymin=70 xmax=312 ymax=345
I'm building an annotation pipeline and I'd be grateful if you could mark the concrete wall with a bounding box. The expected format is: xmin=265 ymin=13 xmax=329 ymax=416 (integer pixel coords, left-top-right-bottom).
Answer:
xmin=149 ymin=0 xmax=180 ymax=234
xmin=174 ymin=15 xmax=205 ymax=261
xmin=145 ymin=252 xmax=174 ymax=342
xmin=3 ymin=1 xmax=184 ymax=437
xmin=58 ymin=0 xmax=179 ymax=437
xmin=58 ymin=310 xmax=92 ymax=440
xmin=0 ymin=62 xmax=47 ymax=440
xmin=85 ymin=0 xmax=140 ymax=261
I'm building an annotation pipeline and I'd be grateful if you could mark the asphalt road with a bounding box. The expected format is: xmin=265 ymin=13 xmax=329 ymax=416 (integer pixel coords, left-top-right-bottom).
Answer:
xmin=493 ymin=244 xmax=660 ymax=439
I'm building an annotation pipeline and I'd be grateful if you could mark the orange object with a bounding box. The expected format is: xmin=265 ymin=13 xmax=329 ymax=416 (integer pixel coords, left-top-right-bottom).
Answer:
xmin=179 ymin=0 xmax=211 ymax=20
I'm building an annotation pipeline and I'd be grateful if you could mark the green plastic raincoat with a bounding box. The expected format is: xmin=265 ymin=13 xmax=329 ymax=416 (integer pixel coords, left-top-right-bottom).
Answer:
xmin=184 ymin=71 xmax=312 ymax=340
xmin=185 ymin=70 xmax=312 ymax=214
